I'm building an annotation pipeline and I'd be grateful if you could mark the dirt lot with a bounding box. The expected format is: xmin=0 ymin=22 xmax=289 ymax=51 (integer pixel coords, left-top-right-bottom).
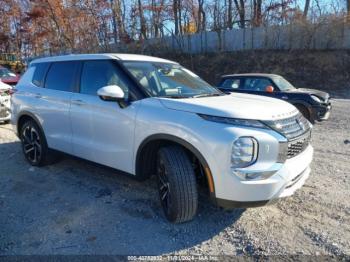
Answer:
xmin=0 ymin=99 xmax=349 ymax=256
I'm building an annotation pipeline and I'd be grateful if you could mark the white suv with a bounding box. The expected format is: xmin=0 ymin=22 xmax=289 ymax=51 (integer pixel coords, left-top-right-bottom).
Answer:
xmin=11 ymin=54 xmax=313 ymax=223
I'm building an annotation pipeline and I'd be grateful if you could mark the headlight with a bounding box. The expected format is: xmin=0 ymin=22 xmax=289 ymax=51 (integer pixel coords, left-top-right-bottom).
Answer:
xmin=198 ymin=114 xmax=268 ymax=129
xmin=310 ymin=95 xmax=322 ymax=103
xmin=231 ymin=137 xmax=258 ymax=168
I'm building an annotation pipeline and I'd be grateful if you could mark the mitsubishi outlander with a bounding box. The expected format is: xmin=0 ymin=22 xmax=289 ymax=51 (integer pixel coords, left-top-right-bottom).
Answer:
xmin=11 ymin=54 xmax=313 ymax=223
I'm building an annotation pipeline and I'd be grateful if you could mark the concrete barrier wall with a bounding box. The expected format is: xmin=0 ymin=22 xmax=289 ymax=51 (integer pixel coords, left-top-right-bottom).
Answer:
xmin=140 ymin=24 xmax=350 ymax=53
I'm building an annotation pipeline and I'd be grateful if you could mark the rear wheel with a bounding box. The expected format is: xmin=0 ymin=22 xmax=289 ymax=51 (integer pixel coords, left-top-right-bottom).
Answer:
xmin=157 ymin=146 xmax=198 ymax=223
xmin=20 ymin=120 xmax=54 ymax=166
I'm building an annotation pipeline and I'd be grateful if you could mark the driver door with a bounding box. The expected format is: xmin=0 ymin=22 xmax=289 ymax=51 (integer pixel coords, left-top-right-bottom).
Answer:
xmin=70 ymin=60 xmax=139 ymax=173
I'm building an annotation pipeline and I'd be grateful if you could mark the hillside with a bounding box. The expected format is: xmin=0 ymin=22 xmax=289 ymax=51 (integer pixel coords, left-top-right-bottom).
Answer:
xmin=157 ymin=50 xmax=350 ymax=98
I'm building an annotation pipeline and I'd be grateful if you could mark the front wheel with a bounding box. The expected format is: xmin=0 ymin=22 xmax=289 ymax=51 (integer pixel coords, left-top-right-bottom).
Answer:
xmin=157 ymin=146 xmax=198 ymax=223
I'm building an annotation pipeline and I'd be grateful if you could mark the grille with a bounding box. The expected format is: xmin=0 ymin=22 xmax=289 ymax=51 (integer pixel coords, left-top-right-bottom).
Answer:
xmin=287 ymin=132 xmax=311 ymax=159
xmin=266 ymin=113 xmax=311 ymax=140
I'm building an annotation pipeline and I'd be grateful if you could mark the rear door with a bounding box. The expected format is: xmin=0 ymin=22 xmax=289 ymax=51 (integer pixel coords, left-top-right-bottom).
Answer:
xmin=70 ymin=60 xmax=140 ymax=173
xmin=36 ymin=61 xmax=79 ymax=153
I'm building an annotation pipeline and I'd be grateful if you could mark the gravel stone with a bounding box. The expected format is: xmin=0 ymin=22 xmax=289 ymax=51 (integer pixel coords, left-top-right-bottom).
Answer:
xmin=0 ymin=99 xmax=349 ymax=255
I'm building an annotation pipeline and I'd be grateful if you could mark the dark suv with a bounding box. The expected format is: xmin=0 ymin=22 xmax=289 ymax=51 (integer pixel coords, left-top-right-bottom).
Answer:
xmin=217 ymin=73 xmax=331 ymax=123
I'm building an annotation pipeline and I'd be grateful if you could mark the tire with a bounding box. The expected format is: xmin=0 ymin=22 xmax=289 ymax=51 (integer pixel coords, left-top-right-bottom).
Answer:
xmin=295 ymin=104 xmax=314 ymax=124
xmin=20 ymin=120 xmax=54 ymax=166
xmin=157 ymin=146 xmax=198 ymax=223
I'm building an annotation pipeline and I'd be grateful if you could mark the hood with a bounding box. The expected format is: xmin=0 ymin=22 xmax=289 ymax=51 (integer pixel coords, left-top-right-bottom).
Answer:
xmin=291 ymin=88 xmax=329 ymax=101
xmin=159 ymin=93 xmax=298 ymax=121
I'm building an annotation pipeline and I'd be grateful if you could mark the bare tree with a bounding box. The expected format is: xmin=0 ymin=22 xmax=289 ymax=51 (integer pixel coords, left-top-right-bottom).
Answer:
xmin=197 ymin=0 xmax=206 ymax=32
xmin=227 ymin=0 xmax=233 ymax=29
xmin=233 ymin=0 xmax=246 ymax=28
xmin=173 ymin=0 xmax=180 ymax=35
xmin=252 ymin=0 xmax=262 ymax=27
xmin=303 ymin=0 xmax=311 ymax=19
xmin=138 ymin=0 xmax=147 ymax=39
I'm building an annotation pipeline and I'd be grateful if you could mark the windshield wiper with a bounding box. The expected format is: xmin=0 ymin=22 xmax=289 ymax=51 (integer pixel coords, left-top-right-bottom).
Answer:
xmin=160 ymin=95 xmax=189 ymax=99
xmin=193 ymin=93 xmax=223 ymax=98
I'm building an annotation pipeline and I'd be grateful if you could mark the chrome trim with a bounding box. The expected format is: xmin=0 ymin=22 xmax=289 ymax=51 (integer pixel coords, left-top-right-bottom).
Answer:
xmin=264 ymin=113 xmax=311 ymax=140
xmin=233 ymin=163 xmax=283 ymax=180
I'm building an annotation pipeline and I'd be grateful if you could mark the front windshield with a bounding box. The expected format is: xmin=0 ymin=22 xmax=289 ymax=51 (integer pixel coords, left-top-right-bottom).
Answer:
xmin=123 ymin=61 xmax=221 ymax=98
xmin=272 ymin=76 xmax=295 ymax=91
xmin=0 ymin=68 xmax=16 ymax=78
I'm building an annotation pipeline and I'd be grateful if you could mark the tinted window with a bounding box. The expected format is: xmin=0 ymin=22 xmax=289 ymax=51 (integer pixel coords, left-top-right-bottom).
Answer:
xmin=80 ymin=60 xmax=130 ymax=98
xmin=243 ymin=78 xmax=272 ymax=91
xmin=32 ymin=63 xmax=50 ymax=87
xmin=221 ymin=78 xmax=241 ymax=90
xmin=45 ymin=61 xmax=78 ymax=92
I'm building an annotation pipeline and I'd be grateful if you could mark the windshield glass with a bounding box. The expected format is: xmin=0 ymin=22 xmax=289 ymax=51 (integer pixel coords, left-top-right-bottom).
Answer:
xmin=123 ymin=61 xmax=221 ymax=98
xmin=272 ymin=76 xmax=295 ymax=91
xmin=0 ymin=68 xmax=16 ymax=78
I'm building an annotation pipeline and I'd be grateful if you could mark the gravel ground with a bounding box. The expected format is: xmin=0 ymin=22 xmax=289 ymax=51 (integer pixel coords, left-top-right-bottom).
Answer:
xmin=0 ymin=99 xmax=349 ymax=256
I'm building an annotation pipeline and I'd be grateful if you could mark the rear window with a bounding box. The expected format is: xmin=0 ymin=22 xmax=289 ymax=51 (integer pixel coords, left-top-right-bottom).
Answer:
xmin=32 ymin=63 xmax=50 ymax=87
xmin=44 ymin=61 xmax=79 ymax=92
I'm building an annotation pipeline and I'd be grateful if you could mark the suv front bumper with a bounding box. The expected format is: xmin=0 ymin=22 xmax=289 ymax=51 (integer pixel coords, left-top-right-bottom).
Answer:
xmin=313 ymin=102 xmax=331 ymax=121
xmin=214 ymin=144 xmax=313 ymax=208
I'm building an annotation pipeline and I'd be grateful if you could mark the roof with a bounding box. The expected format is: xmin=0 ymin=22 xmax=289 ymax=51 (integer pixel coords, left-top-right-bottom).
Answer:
xmin=221 ymin=73 xmax=280 ymax=78
xmin=31 ymin=53 xmax=178 ymax=65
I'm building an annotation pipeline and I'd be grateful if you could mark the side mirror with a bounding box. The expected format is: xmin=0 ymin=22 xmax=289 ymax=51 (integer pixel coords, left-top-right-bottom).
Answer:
xmin=97 ymin=85 xmax=125 ymax=101
xmin=265 ymin=85 xmax=274 ymax=93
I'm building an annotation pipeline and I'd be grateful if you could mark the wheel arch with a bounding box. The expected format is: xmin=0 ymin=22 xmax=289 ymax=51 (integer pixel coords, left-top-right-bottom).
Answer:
xmin=292 ymin=101 xmax=314 ymax=121
xmin=135 ymin=134 xmax=216 ymax=197
xmin=16 ymin=111 xmax=45 ymax=138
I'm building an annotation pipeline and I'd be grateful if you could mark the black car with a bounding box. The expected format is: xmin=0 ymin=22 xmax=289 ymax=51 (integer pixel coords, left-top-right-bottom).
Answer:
xmin=217 ymin=73 xmax=331 ymax=123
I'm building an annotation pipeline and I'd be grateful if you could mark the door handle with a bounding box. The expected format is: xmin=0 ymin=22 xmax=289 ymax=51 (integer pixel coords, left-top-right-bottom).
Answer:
xmin=34 ymin=93 xmax=42 ymax=99
xmin=71 ymin=99 xmax=85 ymax=106
xmin=281 ymin=96 xmax=288 ymax=99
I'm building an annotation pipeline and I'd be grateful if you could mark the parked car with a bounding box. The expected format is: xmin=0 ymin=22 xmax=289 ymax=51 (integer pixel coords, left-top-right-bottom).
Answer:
xmin=0 ymin=80 xmax=12 ymax=123
xmin=0 ymin=65 xmax=20 ymax=87
xmin=217 ymin=73 xmax=331 ymax=123
xmin=11 ymin=54 xmax=313 ymax=223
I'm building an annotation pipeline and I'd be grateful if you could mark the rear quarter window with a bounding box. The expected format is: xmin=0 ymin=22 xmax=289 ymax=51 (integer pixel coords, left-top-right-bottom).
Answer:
xmin=220 ymin=78 xmax=241 ymax=90
xmin=31 ymin=63 xmax=50 ymax=87
xmin=44 ymin=61 xmax=79 ymax=92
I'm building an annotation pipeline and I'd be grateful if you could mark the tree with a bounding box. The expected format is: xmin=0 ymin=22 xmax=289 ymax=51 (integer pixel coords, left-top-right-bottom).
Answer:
xmin=197 ymin=0 xmax=206 ymax=32
xmin=226 ymin=0 xmax=233 ymax=29
xmin=252 ymin=0 xmax=262 ymax=27
xmin=303 ymin=0 xmax=311 ymax=19
xmin=138 ymin=0 xmax=148 ymax=39
xmin=233 ymin=0 xmax=246 ymax=28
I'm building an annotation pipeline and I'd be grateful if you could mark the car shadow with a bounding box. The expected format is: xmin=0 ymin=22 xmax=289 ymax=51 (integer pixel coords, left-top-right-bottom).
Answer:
xmin=0 ymin=140 xmax=245 ymax=255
